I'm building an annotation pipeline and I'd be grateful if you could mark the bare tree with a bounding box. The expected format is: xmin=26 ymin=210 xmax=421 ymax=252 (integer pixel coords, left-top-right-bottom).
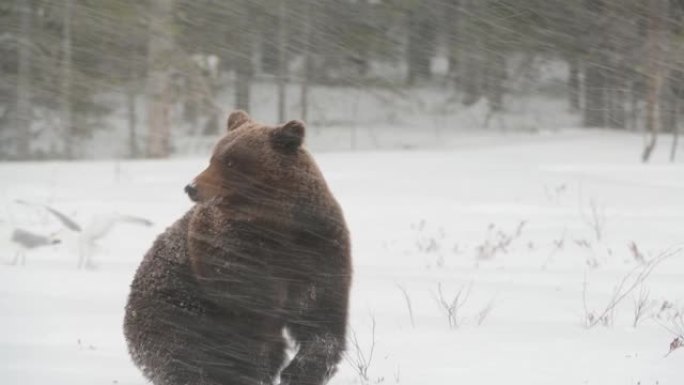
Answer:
xmin=277 ymin=0 xmax=288 ymax=122
xmin=13 ymin=0 xmax=32 ymax=159
xmin=234 ymin=0 xmax=253 ymax=112
xmin=146 ymin=0 xmax=174 ymax=158
xmin=60 ymin=0 xmax=74 ymax=159
xmin=671 ymin=103 xmax=680 ymax=162
xmin=406 ymin=1 xmax=436 ymax=85
xmin=567 ymin=56 xmax=581 ymax=111
xmin=458 ymin=0 xmax=483 ymax=106
xmin=582 ymin=0 xmax=607 ymax=128
xmin=299 ymin=0 xmax=314 ymax=122
xmin=669 ymin=72 xmax=681 ymax=161
xmin=126 ymin=80 xmax=139 ymax=158
xmin=642 ymin=0 xmax=668 ymax=162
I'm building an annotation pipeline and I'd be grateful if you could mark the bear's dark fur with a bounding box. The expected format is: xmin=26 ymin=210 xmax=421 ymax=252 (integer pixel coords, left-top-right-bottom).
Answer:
xmin=123 ymin=111 xmax=352 ymax=385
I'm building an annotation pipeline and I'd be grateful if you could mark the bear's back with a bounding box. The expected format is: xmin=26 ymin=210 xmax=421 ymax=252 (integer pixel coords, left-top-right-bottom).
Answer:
xmin=123 ymin=210 xmax=210 ymax=379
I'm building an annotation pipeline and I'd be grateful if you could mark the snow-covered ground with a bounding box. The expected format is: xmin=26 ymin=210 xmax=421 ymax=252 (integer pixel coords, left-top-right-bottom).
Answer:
xmin=1 ymin=130 xmax=683 ymax=385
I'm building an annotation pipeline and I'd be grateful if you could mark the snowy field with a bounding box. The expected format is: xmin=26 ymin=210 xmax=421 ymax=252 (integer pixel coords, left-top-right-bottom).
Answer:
xmin=1 ymin=130 xmax=683 ymax=385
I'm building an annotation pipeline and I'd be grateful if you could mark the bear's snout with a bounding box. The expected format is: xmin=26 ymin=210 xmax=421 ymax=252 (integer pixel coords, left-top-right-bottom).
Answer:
xmin=185 ymin=183 xmax=199 ymax=202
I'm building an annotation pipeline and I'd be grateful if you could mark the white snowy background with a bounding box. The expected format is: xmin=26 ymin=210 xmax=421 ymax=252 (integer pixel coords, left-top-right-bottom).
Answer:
xmin=3 ymin=0 xmax=684 ymax=383
xmin=1 ymin=117 xmax=683 ymax=384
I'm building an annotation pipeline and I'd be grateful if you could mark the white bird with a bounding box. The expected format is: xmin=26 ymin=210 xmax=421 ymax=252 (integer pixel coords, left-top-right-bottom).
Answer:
xmin=10 ymin=200 xmax=153 ymax=268
xmin=78 ymin=213 xmax=154 ymax=269
xmin=9 ymin=228 xmax=61 ymax=265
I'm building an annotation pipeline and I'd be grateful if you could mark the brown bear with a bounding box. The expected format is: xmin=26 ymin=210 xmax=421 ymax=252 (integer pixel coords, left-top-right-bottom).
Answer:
xmin=123 ymin=111 xmax=352 ymax=385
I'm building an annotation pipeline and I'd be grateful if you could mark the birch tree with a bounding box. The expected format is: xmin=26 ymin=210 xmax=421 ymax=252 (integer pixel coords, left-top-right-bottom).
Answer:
xmin=642 ymin=0 xmax=667 ymax=162
xmin=146 ymin=0 xmax=174 ymax=158
xmin=13 ymin=0 xmax=32 ymax=159
xmin=60 ymin=0 xmax=74 ymax=158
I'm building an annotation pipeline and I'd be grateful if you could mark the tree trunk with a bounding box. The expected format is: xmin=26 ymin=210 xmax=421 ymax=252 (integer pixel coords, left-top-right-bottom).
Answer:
xmin=445 ymin=0 xmax=460 ymax=81
xmin=406 ymin=5 xmax=435 ymax=85
xmin=61 ymin=0 xmax=74 ymax=159
xmin=607 ymin=70 xmax=626 ymax=129
xmin=484 ymin=41 xmax=506 ymax=113
xmin=583 ymin=0 xmax=608 ymax=128
xmin=672 ymin=100 xmax=680 ymax=162
xmin=182 ymin=82 xmax=198 ymax=127
xmin=629 ymin=78 xmax=640 ymax=131
xmin=235 ymin=69 xmax=251 ymax=112
xmin=126 ymin=82 xmax=138 ymax=158
xmin=459 ymin=0 xmax=482 ymax=106
xmin=260 ymin=12 xmax=279 ymax=75
xmin=234 ymin=1 xmax=253 ymax=112
xmin=145 ymin=0 xmax=174 ymax=158
xmin=642 ymin=0 xmax=667 ymax=162
xmin=568 ymin=57 xmax=581 ymax=111
xmin=300 ymin=0 xmax=313 ymax=122
xmin=661 ymin=83 xmax=677 ymax=134
xmin=277 ymin=0 xmax=288 ymax=122
xmin=583 ymin=61 xmax=606 ymax=127
xmin=461 ymin=51 xmax=482 ymax=106
xmin=13 ymin=0 xmax=32 ymax=159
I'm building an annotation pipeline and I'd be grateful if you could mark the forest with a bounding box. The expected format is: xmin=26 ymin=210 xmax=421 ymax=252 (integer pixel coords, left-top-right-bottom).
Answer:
xmin=1 ymin=0 xmax=684 ymax=160
xmin=1 ymin=2 xmax=683 ymax=384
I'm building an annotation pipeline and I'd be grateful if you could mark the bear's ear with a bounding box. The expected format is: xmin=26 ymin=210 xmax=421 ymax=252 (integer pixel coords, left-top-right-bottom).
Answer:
xmin=271 ymin=120 xmax=305 ymax=153
xmin=227 ymin=110 xmax=251 ymax=131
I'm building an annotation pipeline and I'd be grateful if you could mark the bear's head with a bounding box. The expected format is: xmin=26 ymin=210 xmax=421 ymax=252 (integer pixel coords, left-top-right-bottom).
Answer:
xmin=185 ymin=110 xmax=323 ymax=208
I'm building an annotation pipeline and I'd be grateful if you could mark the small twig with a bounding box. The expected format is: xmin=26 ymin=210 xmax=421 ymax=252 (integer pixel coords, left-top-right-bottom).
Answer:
xmin=581 ymin=199 xmax=606 ymax=242
xmin=543 ymin=228 xmax=566 ymax=268
xmin=476 ymin=299 xmax=495 ymax=326
xmin=584 ymin=246 xmax=681 ymax=328
xmin=628 ymin=241 xmax=647 ymax=265
xmin=666 ymin=337 xmax=683 ymax=357
xmin=654 ymin=303 xmax=684 ymax=356
xmin=632 ymin=285 xmax=653 ymax=327
xmin=396 ymin=284 xmax=415 ymax=328
xmin=582 ymin=271 xmax=594 ymax=327
xmin=475 ymin=221 xmax=526 ymax=260
xmin=345 ymin=317 xmax=377 ymax=384
xmin=435 ymin=282 xmax=472 ymax=329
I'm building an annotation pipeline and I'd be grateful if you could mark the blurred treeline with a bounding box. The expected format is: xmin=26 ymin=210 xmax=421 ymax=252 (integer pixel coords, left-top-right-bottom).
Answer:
xmin=1 ymin=0 xmax=683 ymax=160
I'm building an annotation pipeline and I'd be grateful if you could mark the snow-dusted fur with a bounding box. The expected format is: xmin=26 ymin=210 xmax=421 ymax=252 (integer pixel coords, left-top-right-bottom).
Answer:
xmin=123 ymin=112 xmax=352 ymax=385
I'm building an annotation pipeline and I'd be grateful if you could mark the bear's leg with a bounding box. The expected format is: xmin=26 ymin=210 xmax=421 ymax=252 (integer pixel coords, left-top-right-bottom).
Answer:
xmin=279 ymin=325 xmax=345 ymax=385
xmin=259 ymin=333 xmax=288 ymax=384
xmin=147 ymin=314 xmax=283 ymax=385
xmin=281 ymin=290 xmax=348 ymax=385
xmin=249 ymin=317 xmax=290 ymax=384
xmin=201 ymin=314 xmax=286 ymax=385
xmin=179 ymin=334 xmax=268 ymax=385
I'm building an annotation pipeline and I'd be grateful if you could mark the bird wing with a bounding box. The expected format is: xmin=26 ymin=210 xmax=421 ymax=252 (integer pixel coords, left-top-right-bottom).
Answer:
xmin=15 ymin=200 xmax=82 ymax=232
xmin=117 ymin=215 xmax=154 ymax=227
